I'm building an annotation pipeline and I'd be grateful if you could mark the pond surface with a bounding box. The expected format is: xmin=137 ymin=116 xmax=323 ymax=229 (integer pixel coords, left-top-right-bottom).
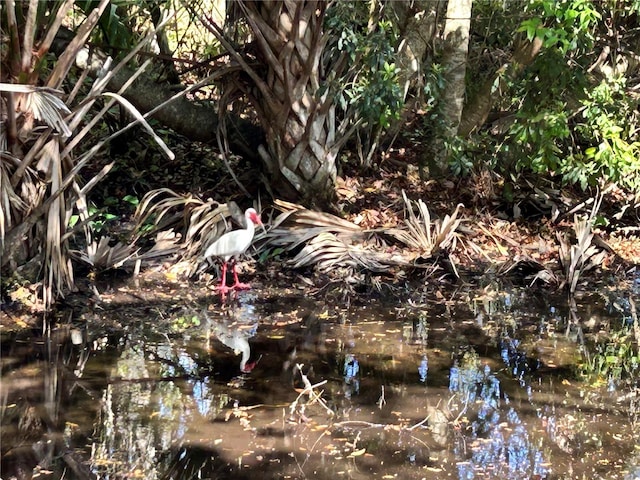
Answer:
xmin=2 ymin=278 xmax=640 ymax=480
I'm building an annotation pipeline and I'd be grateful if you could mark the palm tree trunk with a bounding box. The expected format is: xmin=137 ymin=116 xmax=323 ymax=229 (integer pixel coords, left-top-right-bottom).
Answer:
xmin=204 ymin=1 xmax=338 ymax=208
xmin=240 ymin=0 xmax=338 ymax=207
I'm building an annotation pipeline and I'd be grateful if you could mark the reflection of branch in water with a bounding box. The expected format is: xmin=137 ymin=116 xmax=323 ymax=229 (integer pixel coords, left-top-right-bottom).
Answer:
xmin=289 ymin=364 xmax=334 ymax=420
xmin=377 ymin=385 xmax=386 ymax=409
xmin=301 ymin=428 xmax=331 ymax=470
xmin=332 ymin=420 xmax=386 ymax=428
xmin=630 ymin=297 xmax=640 ymax=345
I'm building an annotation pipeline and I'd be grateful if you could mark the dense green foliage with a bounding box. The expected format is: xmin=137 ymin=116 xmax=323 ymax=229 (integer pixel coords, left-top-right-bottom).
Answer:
xmin=324 ymin=2 xmax=404 ymax=163
xmin=458 ymin=0 xmax=640 ymax=194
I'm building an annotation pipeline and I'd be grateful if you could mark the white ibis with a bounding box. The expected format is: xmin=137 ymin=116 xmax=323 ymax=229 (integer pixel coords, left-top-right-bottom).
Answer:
xmin=204 ymin=208 xmax=262 ymax=292
xmin=208 ymin=314 xmax=258 ymax=373
xmin=216 ymin=323 xmax=258 ymax=373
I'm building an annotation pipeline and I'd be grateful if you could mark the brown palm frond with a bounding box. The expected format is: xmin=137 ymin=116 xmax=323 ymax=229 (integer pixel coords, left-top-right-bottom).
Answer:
xmin=262 ymin=199 xmax=363 ymax=251
xmin=272 ymin=200 xmax=361 ymax=230
xmin=290 ymin=231 xmax=398 ymax=273
xmin=72 ymin=236 xmax=139 ymax=269
xmin=496 ymin=254 xmax=559 ymax=287
xmin=137 ymin=231 xmax=182 ymax=261
xmin=259 ymin=200 xmax=412 ymax=278
xmin=0 ymin=153 xmax=28 ymax=244
xmin=41 ymin=139 xmax=74 ymax=307
xmin=558 ymin=215 xmax=607 ymax=293
xmin=558 ymin=192 xmax=607 ymax=293
xmin=0 ymin=84 xmax=73 ymax=138
xmin=433 ymin=203 xmax=465 ymax=251
xmin=134 ymin=188 xmax=207 ymax=234
xmin=387 ymin=191 xmax=464 ymax=257
xmin=132 ymin=188 xmax=249 ymax=274
xmin=134 ymin=188 xmax=230 ymax=254
xmin=1 ymin=2 xmax=176 ymax=310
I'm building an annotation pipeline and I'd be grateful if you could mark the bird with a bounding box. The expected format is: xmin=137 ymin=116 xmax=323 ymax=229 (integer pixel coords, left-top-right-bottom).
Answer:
xmin=206 ymin=311 xmax=258 ymax=374
xmin=213 ymin=322 xmax=258 ymax=373
xmin=204 ymin=207 xmax=262 ymax=292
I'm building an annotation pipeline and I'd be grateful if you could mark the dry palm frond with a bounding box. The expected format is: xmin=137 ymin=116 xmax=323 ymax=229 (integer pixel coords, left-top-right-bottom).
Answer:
xmin=496 ymin=254 xmax=559 ymax=286
xmin=291 ymin=231 xmax=398 ymax=273
xmin=0 ymin=153 xmax=28 ymax=245
xmin=0 ymin=84 xmax=72 ymax=138
xmin=387 ymin=191 xmax=464 ymax=257
xmin=1 ymin=2 xmax=176 ymax=310
xmin=262 ymin=199 xmax=362 ymax=252
xmin=137 ymin=230 xmax=182 ymax=261
xmin=260 ymin=200 xmax=411 ymax=277
xmin=72 ymin=236 xmax=139 ymax=269
xmin=133 ymin=188 xmax=247 ymax=274
xmin=558 ymin=216 xmax=607 ymax=293
xmin=41 ymin=139 xmax=74 ymax=307
xmin=558 ymin=192 xmax=607 ymax=293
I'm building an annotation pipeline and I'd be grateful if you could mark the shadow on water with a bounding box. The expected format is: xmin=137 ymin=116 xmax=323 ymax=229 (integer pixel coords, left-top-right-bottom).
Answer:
xmin=2 ymin=280 xmax=640 ymax=479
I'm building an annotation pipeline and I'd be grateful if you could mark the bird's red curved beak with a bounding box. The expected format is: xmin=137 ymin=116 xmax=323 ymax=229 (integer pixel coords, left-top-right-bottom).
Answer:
xmin=241 ymin=361 xmax=256 ymax=373
xmin=241 ymin=354 xmax=262 ymax=373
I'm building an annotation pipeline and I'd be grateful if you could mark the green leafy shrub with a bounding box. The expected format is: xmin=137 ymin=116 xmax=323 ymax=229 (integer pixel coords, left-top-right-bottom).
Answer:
xmin=457 ymin=0 xmax=640 ymax=195
xmin=575 ymin=78 xmax=640 ymax=192
xmin=324 ymin=3 xmax=403 ymax=164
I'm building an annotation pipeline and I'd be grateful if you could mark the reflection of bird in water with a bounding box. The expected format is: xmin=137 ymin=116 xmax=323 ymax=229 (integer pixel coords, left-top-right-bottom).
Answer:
xmin=207 ymin=313 xmax=258 ymax=373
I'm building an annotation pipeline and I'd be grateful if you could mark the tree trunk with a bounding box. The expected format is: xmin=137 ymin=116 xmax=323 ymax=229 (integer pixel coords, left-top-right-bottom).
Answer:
xmin=105 ymin=64 xmax=265 ymax=160
xmin=383 ymin=1 xmax=442 ymax=148
xmin=430 ymin=0 xmax=472 ymax=174
xmin=393 ymin=0 xmax=442 ymax=101
xmin=203 ymin=1 xmax=339 ymax=208
xmin=234 ymin=0 xmax=338 ymax=208
xmin=458 ymin=35 xmax=543 ymax=137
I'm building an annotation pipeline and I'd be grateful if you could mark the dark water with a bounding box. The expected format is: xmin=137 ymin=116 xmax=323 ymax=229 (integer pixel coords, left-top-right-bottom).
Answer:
xmin=2 ymin=280 xmax=640 ymax=479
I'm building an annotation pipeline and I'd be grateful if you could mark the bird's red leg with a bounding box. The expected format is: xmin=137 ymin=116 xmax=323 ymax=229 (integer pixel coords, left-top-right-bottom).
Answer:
xmin=231 ymin=261 xmax=251 ymax=290
xmin=214 ymin=262 xmax=232 ymax=293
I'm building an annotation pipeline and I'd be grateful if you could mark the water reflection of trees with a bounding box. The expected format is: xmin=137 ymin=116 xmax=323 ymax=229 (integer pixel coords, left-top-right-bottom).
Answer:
xmin=90 ymin=301 xmax=260 ymax=478
xmin=1 ymin=324 xmax=105 ymax=478
xmin=3 ymin=285 xmax=640 ymax=479
xmin=448 ymin=350 xmax=549 ymax=479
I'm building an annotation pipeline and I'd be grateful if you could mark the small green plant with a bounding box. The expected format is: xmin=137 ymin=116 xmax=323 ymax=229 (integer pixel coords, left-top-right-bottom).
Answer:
xmin=581 ymin=327 xmax=640 ymax=386
xmin=258 ymin=247 xmax=285 ymax=265
xmin=69 ymin=195 xmax=140 ymax=234
xmin=575 ymin=78 xmax=640 ymax=192
xmin=518 ymin=0 xmax=601 ymax=54
xmin=171 ymin=315 xmax=201 ymax=333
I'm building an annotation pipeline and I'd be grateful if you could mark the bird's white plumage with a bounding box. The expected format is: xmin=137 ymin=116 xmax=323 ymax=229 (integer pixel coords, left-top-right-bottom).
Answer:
xmin=214 ymin=323 xmax=257 ymax=372
xmin=204 ymin=207 xmax=262 ymax=291
xmin=204 ymin=227 xmax=254 ymax=260
xmin=204 ymin=208 xmax=260 ymax=261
